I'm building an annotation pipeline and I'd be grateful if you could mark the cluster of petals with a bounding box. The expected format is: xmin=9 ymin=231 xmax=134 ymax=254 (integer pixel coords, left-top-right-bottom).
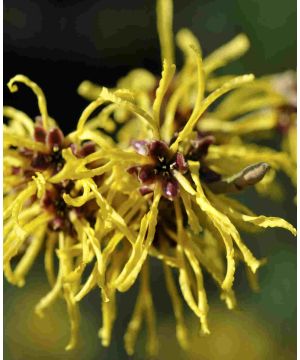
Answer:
xmin=3 ymin=0 xmax=296 ymax=355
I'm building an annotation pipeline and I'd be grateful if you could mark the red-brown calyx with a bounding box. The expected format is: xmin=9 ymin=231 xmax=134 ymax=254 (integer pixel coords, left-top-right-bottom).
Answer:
xmin=16 ymin=122 xmax=97 ymax=177
xmin=128 ymin=140 xmax=188 ymax=200
xmin=128 ymin=133 xmax=222 ymax=199
xmin=13 ymin=121 xmax=99 ymax=232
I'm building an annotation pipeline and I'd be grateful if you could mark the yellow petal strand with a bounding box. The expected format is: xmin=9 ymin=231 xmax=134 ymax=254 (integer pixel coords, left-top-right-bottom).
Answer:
xmin=245 ymin=265 xmax=261 ymax=293
xmin=100 ymin=234 xmax=124 ymax=282
xmin=4 ymin=129 xmax=48 ymax=153
xmin=163 ymin=263 xmax=189 ymax=350
xmin=35 ymin=232 xmax=65 ymax=317
xmin=86 ymin=104 xmax=117 ymax=132
xmin=176 ymin=163 xmax=235 ymax=291
xmin=89 ymin=181 xmax=137 ymax=245
xmin=174 ymin=200 xmax=201 ymax=318
xmin=191 ymin=233 xmax=237 ymax=309
xmin=35 ymin=269 xmax=62 ymax=317
xmin=7 ymin=74 xmax=49 ymax=129
xmin=180 ymin=189 xmax=202 ymax=233
xmin=161 ymin=70 xmax=194 ymax=143
xmin=5 ymin=182 xmax=38 ymax=250
xmin=75 ymin=97 xmax=105 ymax=137
xmin=198 ymin=110 xmax=278 ymax=135
xmin=63 ymin=180 xmax=93 ymax=207
xmin=113 ymin=217 xmax=147 ymax=291
xmin=99 ymin=290 xmax=117 ymax=347
xmin=153 ymin=59 xmax=176 ymax=129
xmin=114 ymin=189 xmax=161 ymax=292
xmin=242 ymin=215 xmax=296 ymax=236
xmin=156 ymin=0 xmax=174 ymax=65
xmin=85 ymin=224 xmax=109 ymax=299
xmin=176 ymin=28 xmax=202 ymax=63
xmin=77 ymin=80 xmax=102 ymax=101
xmin=44 ymin=232 xmax=58 ymax=287
xmin=177 ymin=246 xmax=202 ymax=317
xmin=204 ymin=187 xmax=262 ymax=273
xmin=59 ymin=235 xmax=81 ymax=351
xmin=184 ymin=247 xmax=210 ymax=334
xmin=70 ymin=215 xmax=92 ymax=266
xmin=117 ymin=68 xmax=156 ymax=93
xmin=149 ymin=247 xmax=179 ymax=268
xmin=4 ymin=106 xmax=34 ymax=135
xmin=99 ymin=87 xmax=159 ymax=138
xmin=32 ymin=172 xmax=46 ymax=199
xmin=124 ymin=262 xmax=158 ymax=357
xmin=171 ymin=74 xmax=254 ymax=152
xmin=13 ymin=226 xmax=46 ymax=287
xmin=77 ymin=128 xmax=115 ymax=148
xmin=49 ymin=148 xmax=113 ymax=183
xmin=203 ymin=33 xmax=250 ymax=75
xmin=63 ymin=283 xmax=80 ymax=351
xmin=213 ymin=192 xmax=255 ymax=216
xmin=3 ymin=182 xmax=36 ymax=259
xmin=4 ymin=204 xmax=40 ymax=237
xmin=124 ymin=284 xmax=144 ymax=356
xmin=220 ymin=289 xmax=237 ymax=310
xmin=206 ymin=144 xmax=296 ymax=185
xmin=189 ymin=237 xmax=223 ymax=285
xmin=174 ymin=199 xmax=209 ymax=330
xmin=141 ymin=261 xmax=158 ymax=357
xmin=212 ymin=82 xmax=283 ymax=120
xmin=74 ymin=264 xmax=98 ymax=302
xmin=208 ymin=190 xmax=296 ymax=236
xmin=99 ymin=251 xmax=123 ymax=346
xmin=4 ymin=213 xmax=50 ymax=266
xmin=206 ymin=75 xmax=236 ymax=91
xmin=215 ymin=94 xmax=284 ymax=121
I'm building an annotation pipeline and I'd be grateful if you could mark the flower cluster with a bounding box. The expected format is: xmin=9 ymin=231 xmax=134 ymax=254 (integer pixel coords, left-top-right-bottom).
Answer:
xmin=4 ymin=0 xmax=296 ymax=355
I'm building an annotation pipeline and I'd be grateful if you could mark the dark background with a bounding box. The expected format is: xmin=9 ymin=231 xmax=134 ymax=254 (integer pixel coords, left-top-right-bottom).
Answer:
xmin=4 ymin=0 xmax=296 ymax=132
xmin=4 ymin=0 xmax=296 ymax=359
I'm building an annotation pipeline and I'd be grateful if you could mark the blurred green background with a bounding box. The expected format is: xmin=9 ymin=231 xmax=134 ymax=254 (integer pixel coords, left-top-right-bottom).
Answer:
xmin=4 ymin=0 xmax=296 ymax=359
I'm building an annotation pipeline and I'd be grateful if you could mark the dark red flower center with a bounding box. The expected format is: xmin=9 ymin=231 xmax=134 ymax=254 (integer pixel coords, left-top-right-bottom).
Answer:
xmin=128 ymin=134 xmax=221 ymax=199
xmin=17 ymin=123 xmax=98 ymax=177
xmin=128 ymin=140 xmax=188 ymax=200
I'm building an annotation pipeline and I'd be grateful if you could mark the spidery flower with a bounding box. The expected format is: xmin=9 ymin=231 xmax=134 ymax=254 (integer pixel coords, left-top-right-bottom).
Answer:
xmin=4 ymin=0 xmax=296 ymax=356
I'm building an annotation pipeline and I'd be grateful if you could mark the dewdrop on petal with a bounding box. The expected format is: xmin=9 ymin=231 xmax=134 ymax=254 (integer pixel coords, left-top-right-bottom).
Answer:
xmin=3 ymin=0 xmax=296 ymax=356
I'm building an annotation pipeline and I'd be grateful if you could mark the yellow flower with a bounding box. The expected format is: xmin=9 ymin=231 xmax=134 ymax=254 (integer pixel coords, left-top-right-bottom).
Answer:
xmin=3 ymin=0 xmax=296 ymax=356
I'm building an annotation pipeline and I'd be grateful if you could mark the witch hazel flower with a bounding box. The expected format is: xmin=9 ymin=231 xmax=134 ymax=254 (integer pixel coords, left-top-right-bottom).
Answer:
xmin=3 ymin=0 xmax=297 ymax=356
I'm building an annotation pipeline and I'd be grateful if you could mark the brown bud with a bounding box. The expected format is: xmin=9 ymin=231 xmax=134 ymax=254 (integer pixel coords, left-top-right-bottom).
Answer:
xmin=148 ymin=140 xmax=169 ymax=159
xmin=139 ymin=165 xmax=156 ymax=183
xmin=208 ymin=162 xmax=270 ymax=194
xmin=175 ymin=152 xmax=188 ymax=173
xmin=34 ymin=126 xmax=47 ymax=143
xmin=162 ymin=178 xmax=178 ymax=199
xmin=131 ymin=140 xmax=149 ymax=155
xmin=47 ymin=128 xmax=64 ymax=150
